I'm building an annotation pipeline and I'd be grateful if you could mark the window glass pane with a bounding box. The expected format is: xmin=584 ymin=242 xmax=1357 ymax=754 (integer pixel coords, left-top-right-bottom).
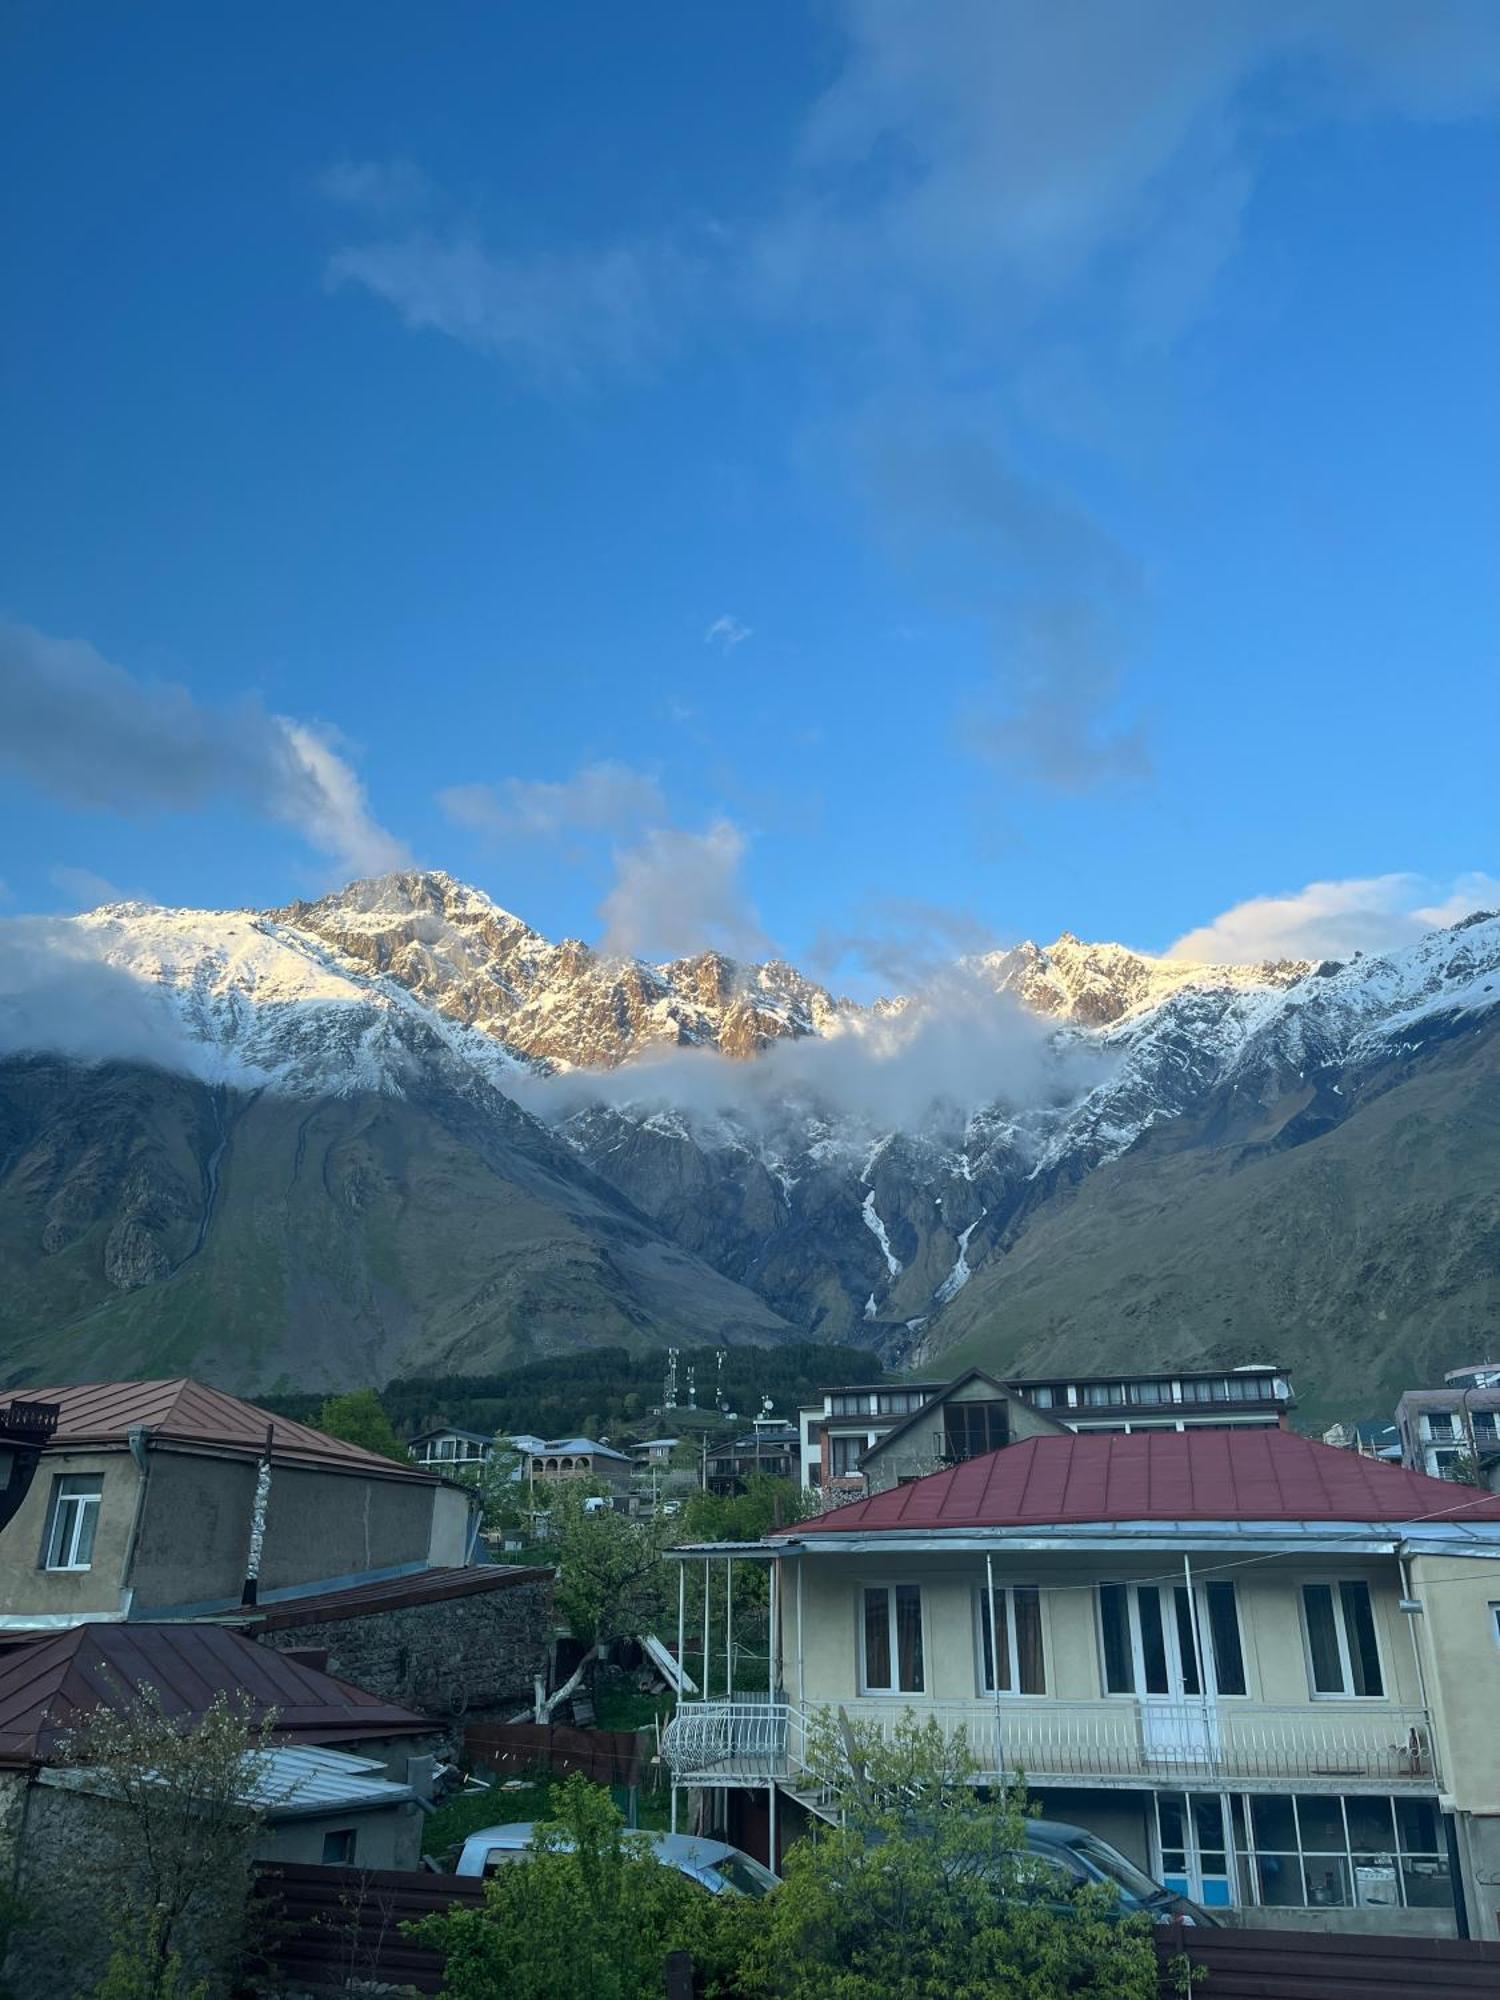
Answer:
xmin=1173 ymin=1587 xmax=1201 ymax=1695
xmin=1138 ymin=1587 xmax=1169 ymax=1694
xmin=1206 ymin=1582 xmax=1246 ymax=1695
xmin=1099 ymin=1585 xmax=1133 ymax=1693
xmin=863 ymin=1588 xmax=891 ymax=1688
xmin=1345 ymin=1797 xmax=1396 ymax=1851
xmin=895 ymin=1585 xmax=924 ymax=1692
xmin=1340 ymin=1582 xmax=1383 ymax=1697
xmin=1253 ymin=1854 xmax=1302 ymax=1905
xmin=1400 ymin=1854 xmax=1452 ymax=1908
xmin=1394 ymin=1799 xmax=1439 ymax=1854
xmin=1157 ymin=1794 xmax=1187 ymax=1871
xmin=73 ymin=1497 xmax=98 ymax=1568
xmin=1015 ymin=1587 xmax=1044 ymax=1694
xmin=1302 ymin=1855 xmax=1352 ymax=1907
xmin=1295 ymin=1796 xmax=1344 ymax=1851
xmin=1250 ymin=1796 xmax=1296 ymax=1850
xmin=980 ymin=1589 xmax=1008 ymax=1692
xmin=1302 ymin=1585 xmax=1343 ymax=1693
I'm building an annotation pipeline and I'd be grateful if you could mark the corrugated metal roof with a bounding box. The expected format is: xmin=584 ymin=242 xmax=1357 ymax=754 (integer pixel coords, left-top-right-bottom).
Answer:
xmin=0 ymin=1379 xmax=431 ymax=1481
xmin=779 ymin=1428 xmax=1500 ymax=1536
xmin=41 ymin=1743 xmax=416 ymax=1818
xmin=241 ymin=1563 xmax=550 ymax=1630
xmin=0 ymin=1622 xmax=432 ymax=1766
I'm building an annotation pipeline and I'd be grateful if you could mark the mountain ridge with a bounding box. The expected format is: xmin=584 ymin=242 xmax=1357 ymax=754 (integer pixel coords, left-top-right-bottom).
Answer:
xmin=2 ymin=870 xmax=1497 ymax=1412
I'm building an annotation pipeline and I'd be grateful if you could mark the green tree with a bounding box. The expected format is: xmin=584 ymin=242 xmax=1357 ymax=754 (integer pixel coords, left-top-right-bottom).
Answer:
xmin=681 ymin=1474 xmax=811 ymax=1544
xmin=58 ymin=1686 xmax=277 ymax=2000
xmin=410 ymin=1774 xmax=746 ymax=2000
xmin=315 ymin=1388 xmax=408 ymax=1463
xmin=455 ymin=1436 xmax=528 ymax=1537
xmin=536 ymin=1485 xmax=671 ymax=1720
xmin=736 ymin=1711 xmax=1158 ymax=2000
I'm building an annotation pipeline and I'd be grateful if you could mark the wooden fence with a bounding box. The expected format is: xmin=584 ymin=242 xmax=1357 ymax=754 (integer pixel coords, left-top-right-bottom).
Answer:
xmin=464 ymin=1719 xmax=652 ymax=1789
xmin=252 ymin=1867 xmax=1500 ymax=1998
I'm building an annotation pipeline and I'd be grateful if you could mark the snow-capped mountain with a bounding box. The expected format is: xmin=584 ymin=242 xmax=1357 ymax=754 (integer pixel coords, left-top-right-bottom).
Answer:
xmin=3 ymin=870 xmax=1498 ymax=1410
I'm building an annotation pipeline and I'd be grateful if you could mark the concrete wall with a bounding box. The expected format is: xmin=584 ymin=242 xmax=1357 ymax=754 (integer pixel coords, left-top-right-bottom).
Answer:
xmin=131 ymin=1449 xmax=443 ymax=1610
xmin=0 ymin=1449 xmax=141 ymax=1618
xmin=1408 ymin=1551 xmax=1500 ymax=1938
xmin=258 ymin=1575 xmax=554 ymax=1718
xmin=429 ymin=1482 xmax=476 ymax=1564
xmin=258 ymin=1802 xmax=423 ymax=1871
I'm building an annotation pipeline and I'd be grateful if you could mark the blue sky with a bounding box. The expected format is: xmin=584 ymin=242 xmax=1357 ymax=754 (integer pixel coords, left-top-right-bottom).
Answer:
xmin=3 ymin=1 xmax=1499 ymax=985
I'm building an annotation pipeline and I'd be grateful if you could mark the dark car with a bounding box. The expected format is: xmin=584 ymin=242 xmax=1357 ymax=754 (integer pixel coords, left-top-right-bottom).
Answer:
xmin=1017 ymin=1818 xmax=1220 ymax=1926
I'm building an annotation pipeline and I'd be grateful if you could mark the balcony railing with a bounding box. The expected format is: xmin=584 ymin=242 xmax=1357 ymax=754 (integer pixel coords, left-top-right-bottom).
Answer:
xmin=661 ymin=1697 xmax=1438 ymax=1792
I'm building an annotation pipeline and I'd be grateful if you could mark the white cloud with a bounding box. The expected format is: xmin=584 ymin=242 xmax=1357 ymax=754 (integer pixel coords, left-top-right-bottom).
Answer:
xmin=599 ymin=819 xmax=767 ymax=961
xmin=0 ymin=620 xmax=410 ymax=884
xmin=1167 ymin=871 xmax=1500 ymax=964
xmin=318 ymin=158 xmax=432 ymax=217
xmin=439 ymin=761 xmax=666 ymax=841
xmin=704 ymin=614 xmax=752 ymax=651
xmin=49 ymin=866 xmax=129 ymax=909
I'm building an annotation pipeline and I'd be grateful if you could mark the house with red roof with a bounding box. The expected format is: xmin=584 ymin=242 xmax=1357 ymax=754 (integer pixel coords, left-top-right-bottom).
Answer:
xmin=662 ymin=1425 xmax=1500 ymax=1941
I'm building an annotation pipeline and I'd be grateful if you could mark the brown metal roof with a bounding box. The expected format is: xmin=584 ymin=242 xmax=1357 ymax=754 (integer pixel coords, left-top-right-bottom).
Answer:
xmin=0 ymin=1379 xmax=432 ymax=1481
xmin=0 ymin=1622 xmax=433 ymax=1766
xmin=240 ymin=1564 xmax=552 ymax=1631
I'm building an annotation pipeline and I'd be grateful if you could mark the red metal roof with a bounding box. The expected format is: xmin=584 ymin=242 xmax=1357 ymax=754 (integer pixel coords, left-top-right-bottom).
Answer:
xmin=0 ymin=1379 xmax=431 ymax=1481
xmin=0 ymin=1623 xmax=432 ymax=1766
xmin=241 ymin=1564 xmax=551 ymax=1630
xmin=782 ymin=1428 xmax=1500 ymax=1535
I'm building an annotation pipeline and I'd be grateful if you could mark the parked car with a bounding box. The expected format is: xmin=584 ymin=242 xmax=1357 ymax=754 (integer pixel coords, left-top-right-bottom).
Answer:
xmin=1010 ymin=1819 xmax=1219 ymax=1926
xmin=454 ymin=1822 xmax=779 ymax=1898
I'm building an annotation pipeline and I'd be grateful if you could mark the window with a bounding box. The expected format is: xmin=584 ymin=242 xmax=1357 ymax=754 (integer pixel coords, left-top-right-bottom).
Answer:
xmin=321 ymin=1828 xmax=358 ymax=1865
xmin=43 ymin=1477 xmax=101 ymax=1572
xmin=943 ymin=1402 xmax=1009 ymax=1461
xmin=831 ymin=1393 xmax=871 ymax=1416
xmin=862 ymin=1584 xmax=924 ymax=1693
xmin=1238 ymin=1795 xmax=1448 ymax=1911
xmin=977 ymin=1585 xmax=1045 ymax=1694
xmin=1097 ymin=1581 xmax=1245 ymax=1697
xmin=830 ymin=1434 xmax=865 ymax=1476
xmin=1301 ymin=1581 xmax=1383 ymax=1697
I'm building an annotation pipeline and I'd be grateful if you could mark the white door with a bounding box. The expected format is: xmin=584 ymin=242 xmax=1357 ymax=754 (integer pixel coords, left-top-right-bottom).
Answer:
xmin=1128 ymin=1585 xmax=1220 ymax=1767
xmin=1154 ymin=1791 xmax=1236 ymax=1909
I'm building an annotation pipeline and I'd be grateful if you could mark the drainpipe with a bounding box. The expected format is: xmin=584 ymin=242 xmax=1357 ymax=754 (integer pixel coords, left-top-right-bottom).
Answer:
xmin=119 ymin=1425 xmax=156 ymax=1613
xmin=1398 ymin=1547 xmax=1465 ymax=1934
xmin=240 ymin=1424 xmax=274 ymax=1607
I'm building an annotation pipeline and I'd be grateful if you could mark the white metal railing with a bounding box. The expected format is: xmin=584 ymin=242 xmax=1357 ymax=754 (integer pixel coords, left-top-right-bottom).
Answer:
xmin=661 ymin=1697 xmax=1439 ymax=1790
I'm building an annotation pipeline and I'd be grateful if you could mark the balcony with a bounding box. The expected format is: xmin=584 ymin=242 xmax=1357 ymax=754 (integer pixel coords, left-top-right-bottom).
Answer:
xmin=662 ymin=1697 xmax=1438 ymax=1794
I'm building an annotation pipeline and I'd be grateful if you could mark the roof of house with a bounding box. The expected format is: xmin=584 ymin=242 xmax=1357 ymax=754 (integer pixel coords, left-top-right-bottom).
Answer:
xmin=408 ymin=1427 xmax=494 ymax=1447
xmin=41 ymin=1742 xmax=418 ymax=1820
xmin=0 ymin=1622 xmax=432 ymax=1766
xmin=777 ymin=1427 xmax=1500 ymax=1536
xmin=859 ymin=1369 xmax=1067 ymax=1468
xmin=531 ymin=1437 xmax=632 ymax=1461
xmin=0 ymin=1380 xmax=432 ymax=1482
xmin=238 ymin=1563 xmax=550 ymax=1631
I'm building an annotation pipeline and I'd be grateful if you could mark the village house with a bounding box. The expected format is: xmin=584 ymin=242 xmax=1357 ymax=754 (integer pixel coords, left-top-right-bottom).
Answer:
xmin=798 ymin=1363 xmax=1295 ymax=1498
xmin=0 ymin=1380 xmax=553 ymax=1716
xmin=1395 ymin=1362 xmax=1500 ymax=1487
xmin=663 ymin=1426 xmax=1500 ymax=1940
xmin=524 ymin=1436 xmax=634 ymax=1494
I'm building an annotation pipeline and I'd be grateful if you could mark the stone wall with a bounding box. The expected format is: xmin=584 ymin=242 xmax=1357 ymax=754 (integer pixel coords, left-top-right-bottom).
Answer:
xmin=259 ymin=1573 xmax=553 ymax=1718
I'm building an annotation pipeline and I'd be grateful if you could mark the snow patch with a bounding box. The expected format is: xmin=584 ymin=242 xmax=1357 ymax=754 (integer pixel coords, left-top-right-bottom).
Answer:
xmin=861 ymin=1190 xmax=903 ymax=1276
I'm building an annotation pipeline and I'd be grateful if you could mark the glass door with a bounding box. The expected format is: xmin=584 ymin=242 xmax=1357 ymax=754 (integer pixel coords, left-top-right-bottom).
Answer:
xmin=1101 ymin=1582 xmax=1221 ymax=1765
xmin=1155 ymin=1792 xmax=1235 ymax=1908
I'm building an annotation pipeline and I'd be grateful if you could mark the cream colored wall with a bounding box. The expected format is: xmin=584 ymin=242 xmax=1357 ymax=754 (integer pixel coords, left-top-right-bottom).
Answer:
xmin=1408 ymin=1552 xmax=1500 ymax=1813
xmin=0 ymin=1449 xmax=141 ymax=1617
xmin=778 ymin=1549 xmax=1419 ymax=1710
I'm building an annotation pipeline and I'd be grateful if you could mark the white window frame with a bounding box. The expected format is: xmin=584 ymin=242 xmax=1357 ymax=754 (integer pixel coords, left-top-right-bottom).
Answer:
xmin=974 ymin=1584 xmax=1046 ymax=1696
xmin=1298 ymin=1578 xmax=1386 ymax=1700
xmin=1096 ymin=1580 xmax=1239 ymax=1700
xmin=859 ymin=1581 xmax=926 ymax=1696
xmin=43 ymin=1476 xmax=102 ymax=1573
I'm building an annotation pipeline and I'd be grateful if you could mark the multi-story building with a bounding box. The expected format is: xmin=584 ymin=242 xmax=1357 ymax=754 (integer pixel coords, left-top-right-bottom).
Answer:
xmin=522 ymin=1437 xmax=634 ymax=1494
xmin=799 ymin=1364 xmax=1295 ymax=1498
xmin=1396 ymin=1365 xmax=1500 ymax=1485
xmin=407 ymin=1426 xmax=495 ymax=1469
xmin=664 ymin=1420 xmax=1500 ymax=1938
